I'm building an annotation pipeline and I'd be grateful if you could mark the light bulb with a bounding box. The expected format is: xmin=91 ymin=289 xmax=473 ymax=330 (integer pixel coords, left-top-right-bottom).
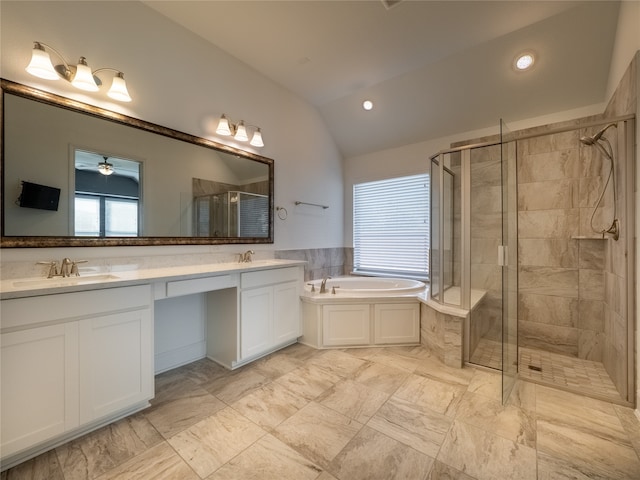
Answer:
xmin=216 ymin=115 xmax=232 ymax=136
xmin=250 ymin=128 xmax=264 ymax=147
xmin=234 ymin=121 xmax=248 ymax=142
xmin=71 ymin=57 xmax=99 ymax=92
xmin=25 ymin=43 xmax=59 ymax=80
xmin=107 ymin=72 xmax=131 ymax=102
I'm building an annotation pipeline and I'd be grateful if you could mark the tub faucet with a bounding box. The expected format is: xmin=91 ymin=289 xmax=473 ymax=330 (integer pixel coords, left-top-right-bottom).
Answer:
xmin=320 ymin=276 xmax=331 ymax=294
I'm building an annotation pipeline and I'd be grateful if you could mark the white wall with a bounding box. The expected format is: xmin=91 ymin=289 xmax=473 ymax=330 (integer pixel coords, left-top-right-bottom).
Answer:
xmin=0 ymin=1 xmax=344 ymax=264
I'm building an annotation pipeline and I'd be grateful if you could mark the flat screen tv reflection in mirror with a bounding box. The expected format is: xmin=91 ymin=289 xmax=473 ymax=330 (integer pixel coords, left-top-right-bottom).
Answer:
xmin=19 ymin=181 xmax=61 ymax=211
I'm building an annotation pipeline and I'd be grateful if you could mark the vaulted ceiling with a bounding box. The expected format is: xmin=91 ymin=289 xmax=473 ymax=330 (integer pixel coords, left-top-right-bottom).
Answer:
xmin=144 ymin=1 xmax=620 ymax=158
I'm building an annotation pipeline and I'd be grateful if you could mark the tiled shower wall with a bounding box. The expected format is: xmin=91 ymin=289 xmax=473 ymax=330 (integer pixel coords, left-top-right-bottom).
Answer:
xmin=517 ymin=130 xmax=607 ymax=361
xmin=517 ymin=52 xmax=636 ymax=400
xmin=601 ymin=52 xmax=637 ymax=396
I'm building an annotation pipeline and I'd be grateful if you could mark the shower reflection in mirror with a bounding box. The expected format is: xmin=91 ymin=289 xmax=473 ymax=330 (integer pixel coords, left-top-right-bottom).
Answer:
xmin=74 ymin=149 xmax=142 ymax=236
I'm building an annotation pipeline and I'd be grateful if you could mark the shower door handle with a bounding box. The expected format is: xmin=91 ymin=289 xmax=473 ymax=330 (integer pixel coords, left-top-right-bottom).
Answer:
xmin=498 ymin=245 xmax=508 ymax=266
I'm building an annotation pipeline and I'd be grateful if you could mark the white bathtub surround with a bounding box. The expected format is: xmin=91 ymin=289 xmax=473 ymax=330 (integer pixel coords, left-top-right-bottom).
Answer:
xmin=305 ymin=277 xmax=425 ymax=296
xmin=300 ymin=276 xmax=427 ymax=349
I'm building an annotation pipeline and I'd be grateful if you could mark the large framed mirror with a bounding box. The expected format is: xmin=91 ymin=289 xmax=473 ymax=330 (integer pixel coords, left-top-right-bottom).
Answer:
xmin=1 ymin=79 xmax=274 ymax=247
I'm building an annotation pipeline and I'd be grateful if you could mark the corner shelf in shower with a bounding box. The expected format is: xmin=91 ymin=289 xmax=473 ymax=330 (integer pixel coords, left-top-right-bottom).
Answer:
xmin=571 ymin=236 xmax=609 ymax=240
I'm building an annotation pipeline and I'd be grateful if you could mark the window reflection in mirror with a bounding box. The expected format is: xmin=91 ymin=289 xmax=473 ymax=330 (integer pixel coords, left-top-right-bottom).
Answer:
xmin=74 ymin=150 xmax=141 ymax=237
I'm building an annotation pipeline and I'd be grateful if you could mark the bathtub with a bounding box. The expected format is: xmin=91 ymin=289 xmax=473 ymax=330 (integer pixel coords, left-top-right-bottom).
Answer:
xmin=300 ymin=276 xmax=426 ymax=349
xmin=305 ymin=276 xmax=426 ymax=296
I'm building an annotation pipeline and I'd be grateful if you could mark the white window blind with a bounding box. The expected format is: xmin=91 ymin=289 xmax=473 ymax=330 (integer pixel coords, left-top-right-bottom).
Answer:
xmin=353 ymin=174 xmax=429 ymax=279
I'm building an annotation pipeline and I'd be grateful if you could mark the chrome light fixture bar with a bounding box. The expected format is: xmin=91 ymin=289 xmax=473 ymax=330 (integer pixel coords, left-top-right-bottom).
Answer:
xmin=25 ymin=41 xmax=132 ymax=102
xmin=216 ymin=114 xmax=264 ymax=147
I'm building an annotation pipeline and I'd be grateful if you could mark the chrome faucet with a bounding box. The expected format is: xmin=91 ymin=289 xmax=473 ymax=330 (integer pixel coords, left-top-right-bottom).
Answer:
xmin=37 ymin=258 xmax=88 ymax=278
xmin=319 ymin=276 xmax=331 ymax=294
xmin=238 ymin=250 xmax=255 ymax=263
xmin=60 ymin=258 xmax=73 ymax=277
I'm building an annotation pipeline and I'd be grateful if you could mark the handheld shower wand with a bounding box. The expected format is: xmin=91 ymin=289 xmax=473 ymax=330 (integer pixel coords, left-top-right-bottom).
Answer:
xmin=579 ymin=123 xmax=617 ymax=145
xmin=579 ymin=122 xmax=619 ymax=240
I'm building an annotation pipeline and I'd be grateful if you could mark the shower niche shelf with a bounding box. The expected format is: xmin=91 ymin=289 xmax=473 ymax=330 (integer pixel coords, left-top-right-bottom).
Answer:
xmin=571 ymin=236 xmax=610 ymax=240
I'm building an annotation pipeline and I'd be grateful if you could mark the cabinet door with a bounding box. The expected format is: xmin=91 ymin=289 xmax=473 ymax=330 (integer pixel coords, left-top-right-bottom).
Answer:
xmin=1 ymin=323 xmax=79 ymax=457
xmin=374 ymin=303 xmax=420 ymax=344
xmin=273 ymin=281 xmax=300 ymax=345
xmin=322 ymin=304 xmax=370 ymax=346
xmin=240 ymin=286 xmax=272 ymax=359
xmin=79 ymin=308 xmax=153 ymax=423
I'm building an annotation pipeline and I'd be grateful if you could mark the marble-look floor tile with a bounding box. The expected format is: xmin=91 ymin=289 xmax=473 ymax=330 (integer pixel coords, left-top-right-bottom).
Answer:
xmin=181 ymin=358 xmax=229 ymax=386
xmin=536 ymin=420 xmax=640 ymax=479
xmin=145 ymin=375 xmax=226 ymax=438
xmin=536 ymin=385 xmax=630 ymax=443
xmin=367 ymin=349 xmax=421 ymax=372
xmin=393 ymin=373 xmax=466 ymax=417
xmin=536 ymin=451 xmax=624 ymax=480
xmin=350 ymin=360 xmax=409 ymax=394
xmin=280 ymin=342 xmax=321 ymax=361
xmin=614 ymin=405 xmax=640 ymax=457
xmin=274 ymin=364 xmax=340 ymax=401
xmin=437 ymin=421 xmax=536 ymax=480
xmin=56 ymin=412 xmax=163 ymax=480
xmin=168 ymin=407 xmax=266 ymax=478
xmin=315 ymin=472 xmax=340 ymax=480
xmin=328 ymin=426 xmax=434 ymax=480
xmin=341 ymin=347 xmax=383 ymax=359
xmin=206 ymin=434 xmax=323 ymax=480
xmin=426 ymin=460 xmax=476 ymax=480
xmin=455 ymin=392 xmax=536 ymax=447
xmin=466 ymin=369 xmax=502 ymax=402
xmin=231 ymin=382 xmax=309 ymax=430
xmin=506 ymin=380 xmax=537 ymax=413
xmin=93 ymin=442 xmax=198 ymax=480
xmin=414 ymin=357 xmax=475 ymax=386
xmin=273 ymin=402 xmax=362 ymax=469
xmin=317 ymin=379 xmax=389 ymax=423
xmin=306 ymin=349 xmax=369 ymax=379
xmin=0 ymin=450 xmax=64 ymax=480
xmin=203 ymin=367 xmax=271 ymax=404
xmin=251 ymin=352 xmax=304 ymax=380
xmin=368 ymin=396 xmax=452 ymax=457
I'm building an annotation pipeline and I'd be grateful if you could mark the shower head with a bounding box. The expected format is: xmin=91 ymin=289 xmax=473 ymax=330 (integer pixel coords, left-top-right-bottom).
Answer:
xmin=580 ymin=123 xmax=617 ymax=145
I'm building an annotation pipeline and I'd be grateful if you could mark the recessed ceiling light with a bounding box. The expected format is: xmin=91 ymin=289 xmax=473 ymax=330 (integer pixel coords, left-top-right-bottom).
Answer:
xmin=363 ymin=100 xmax=373 ymax=111
xmin=514 ymin=52 xmax=535 ymax=71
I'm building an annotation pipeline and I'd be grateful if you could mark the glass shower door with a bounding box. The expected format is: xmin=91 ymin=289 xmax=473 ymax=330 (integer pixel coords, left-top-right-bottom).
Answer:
xmin=500 ymin=119 xmax=518 ymax=404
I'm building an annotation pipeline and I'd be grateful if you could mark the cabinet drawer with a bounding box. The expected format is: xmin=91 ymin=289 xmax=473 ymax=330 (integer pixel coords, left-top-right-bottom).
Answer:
xmin=166 ymin=275 xmax=234 ymax=297
xmin=241 ymin=267 xmax=300 ymax=289
xmin=1 ymin=285 xmax=151 ymax=331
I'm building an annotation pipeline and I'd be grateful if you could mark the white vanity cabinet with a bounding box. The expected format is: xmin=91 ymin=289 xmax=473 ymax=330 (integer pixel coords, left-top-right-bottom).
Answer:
xmin=240 ymin=267 xmax=302 ymax=361
xmin=207 ymin=266 xmax=303 ymax=368
xmin=1 ymin=285 xmax=153 ymax=464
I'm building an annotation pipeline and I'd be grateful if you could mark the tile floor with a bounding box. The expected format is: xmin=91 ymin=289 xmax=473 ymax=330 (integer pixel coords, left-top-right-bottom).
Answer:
xmin=3 ymin=344 xmax=640 ymax=480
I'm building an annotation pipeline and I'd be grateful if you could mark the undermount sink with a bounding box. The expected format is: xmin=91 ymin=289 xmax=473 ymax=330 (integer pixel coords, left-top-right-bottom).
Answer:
xmin=12 ymin=274 xmax=121 ymax=288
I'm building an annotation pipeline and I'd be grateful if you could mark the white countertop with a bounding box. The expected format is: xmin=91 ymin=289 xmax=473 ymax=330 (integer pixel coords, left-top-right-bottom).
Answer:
xmin=0 ymin=259 xmax=306 ymax=300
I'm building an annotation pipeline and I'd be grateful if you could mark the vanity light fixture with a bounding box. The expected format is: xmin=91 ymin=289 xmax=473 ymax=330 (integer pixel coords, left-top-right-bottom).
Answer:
xmin=97 ymin=157 xmax=114 ymax=176
xmin=25 ymin=42 xmax=132 ymax=102
xmin=216 ymin=114 xmax=265 ymax=147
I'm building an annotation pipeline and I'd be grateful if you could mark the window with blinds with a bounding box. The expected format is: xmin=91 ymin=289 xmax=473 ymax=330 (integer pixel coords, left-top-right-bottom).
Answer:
xmin=353 ymin=173 xmax=429 ymax=279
